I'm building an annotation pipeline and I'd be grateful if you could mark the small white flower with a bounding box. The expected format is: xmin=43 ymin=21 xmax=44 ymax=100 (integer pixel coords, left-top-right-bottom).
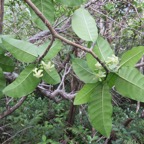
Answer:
xmin=41 ymin=61 xmax=54 ymax=72
xmin=95 ymin=62 xmax=103 ymax=70
xmin=96 ymin=71 xmax=106 ymax=81
xmin=106 ymin=54 xmax=119 ymax=65
xmin=33 ymin=68 xmax=43 ymax=78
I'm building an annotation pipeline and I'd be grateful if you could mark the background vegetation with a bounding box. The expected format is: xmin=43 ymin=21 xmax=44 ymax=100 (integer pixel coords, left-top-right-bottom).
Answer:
xmin=0 ymin=0 xmax=144 ymax=143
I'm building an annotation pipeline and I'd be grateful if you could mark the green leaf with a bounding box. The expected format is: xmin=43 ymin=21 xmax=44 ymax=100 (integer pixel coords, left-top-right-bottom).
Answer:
xmin=115 ymin=67 xmax=144 ymax=102
xmin=95 ymin=36 xmax=114 ymax=61
xmin=0 ymin=68 xmax=6 ymax=97
xmin=0 ymin=35 xmax=13 ymax=54
xmin=74 ymin=83 xmax=99 ymax=105
xmin=2 ymin=38 xmax=38 ymax=63
xmin=72 ymin=58 xmax=98 ymax=83
xmin=88 ymin=83 xmax=112 ymax=137
xmin=30 ymin=0 xmax=55 ymax=29
xmin=86 ymin=36 xmax=113 ymax=70
xmin=3 ymin=65 xmax=40 ymax=98
xmin=106 ymin=72 xmax=118 ymax=88
xmin=38 ymin=40 xmax=63 ymax=60
xmin=72 ymin=8 xmax=98 ymax=42
xmin=0 ymin=54 xmax=15 ymax=72
xmin=42 ymin=68 xmax=60 ymax=85
xmin=56 ymin=0 xmax=85 ymax=7
xmin=119 ymin=46 xmax=144 ymax=68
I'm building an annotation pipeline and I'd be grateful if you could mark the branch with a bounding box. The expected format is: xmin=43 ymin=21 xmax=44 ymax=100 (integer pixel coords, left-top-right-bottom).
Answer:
xmin=37 ymin=36 xmax=55 ymax=63
xmin=24 ymin=0 xmax=109 ymax=74
xmin=0 ymin=0 xmax=4 ymax=34
xmin=0 ymin=96 xmax=27 ymax=119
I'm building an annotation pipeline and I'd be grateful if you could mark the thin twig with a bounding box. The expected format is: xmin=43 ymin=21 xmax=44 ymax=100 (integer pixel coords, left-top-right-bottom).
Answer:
xmin=0 ymin=96 xmax=27 ymax=119
xmin=37 ymin=36 xmax=55 ymax=63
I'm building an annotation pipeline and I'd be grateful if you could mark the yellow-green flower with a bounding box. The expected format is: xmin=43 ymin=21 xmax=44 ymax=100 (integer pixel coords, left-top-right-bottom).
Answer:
xmin=96 ymin=71 xmax=106 ymax=81
xmin=33 ymin=68 xmax=43 ymax=78
xmin=41 ymin=61 xmax=54 ymax=71
xmin=95 ymin=62 xmax=103 ymax=70
xmin=106 ymin=54 xmax=119 ymax=65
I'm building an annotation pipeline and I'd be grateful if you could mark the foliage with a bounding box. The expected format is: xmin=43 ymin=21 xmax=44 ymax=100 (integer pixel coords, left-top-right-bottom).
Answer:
xmin=0 ymin=0 xmax=144 ymax=143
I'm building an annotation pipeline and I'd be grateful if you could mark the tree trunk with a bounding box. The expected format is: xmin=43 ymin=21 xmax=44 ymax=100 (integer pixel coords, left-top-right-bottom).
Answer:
xmin=0 ymin=0 xmax=4 ymax=34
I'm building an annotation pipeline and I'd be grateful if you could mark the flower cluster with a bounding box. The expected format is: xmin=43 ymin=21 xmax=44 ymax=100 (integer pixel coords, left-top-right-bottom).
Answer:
xmin=33 ymin=68 xmax=43 ymax=78
xmin=106 ymin=54 xmax=119 ymax=71
xmin=94 ymin=54 xmax=119 ymax=81
xmin=33 ymin=61 xmax=55 ymax=78
xmin=41 ymin=61 xmax=54 ymax=72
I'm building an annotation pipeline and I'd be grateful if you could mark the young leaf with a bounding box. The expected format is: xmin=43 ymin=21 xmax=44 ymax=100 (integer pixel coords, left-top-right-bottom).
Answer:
xmin=42 ymin=68 xmax=60 ymax=85
xmin=72 ymin=58 xmax=98 ymax=83
xmin=88 ymin=83 xmax=112 ymax=137
xmin=0 ymin=54 xmax=15 ymax=72
xmin=0 ymin=68 xmax=6 ymax=97
xmin=2 ymin=38 xmax=38 ymax=63
xmin=74 ymin=83 xmax=99 ymax=105
xmin=3 ymin=65 xmax=40 ymax=98
xmin=30 ymin=0 xmax=55 ymax=29
xmin=86 ymin=36 xmax=114 ymax=70
xmin=72 ymin=8 xmax=98 ymax=42
xmin=115 ymin=67 xmax=144 ymax=102
xmin=119 ymin=46 xmax=144 ymax=68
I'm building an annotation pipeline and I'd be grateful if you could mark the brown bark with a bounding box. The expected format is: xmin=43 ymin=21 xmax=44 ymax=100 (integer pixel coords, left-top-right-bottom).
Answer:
xmin=0 ymin=0 xmax=4 ymax=34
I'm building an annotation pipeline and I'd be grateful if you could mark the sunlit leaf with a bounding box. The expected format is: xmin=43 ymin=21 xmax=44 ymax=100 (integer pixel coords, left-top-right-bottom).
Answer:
xmin=72 ymin=58 xmax=98 ymax=83
xmin=88 ymin=83 xmax=112 ymax=137
xmin=42 ymin=68 xmax=60 ymax=85
xmin=72 ymin=8 xmax=98 ymax=42
xmin=115 ymin=67 xmax=144 ymax=102
xmin=119 ymin=46 xmax=144 ymax=68
xmin=2 ymin=38 xmax=38 ymax=63
xmin=3 ymin=65 xmax=40 ymax=98
xmin=74 ymin=83 xmax=99 ymax=105
xmin=86 ymin=36 xmax=113 ymax=70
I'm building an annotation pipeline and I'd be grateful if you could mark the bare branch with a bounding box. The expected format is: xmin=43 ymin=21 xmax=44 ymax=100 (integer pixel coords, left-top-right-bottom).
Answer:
xmin=0 ymin=96 xmax=27 ymax=119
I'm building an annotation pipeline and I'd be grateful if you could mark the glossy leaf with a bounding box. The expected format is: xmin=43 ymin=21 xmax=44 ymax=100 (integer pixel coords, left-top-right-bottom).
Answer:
xmin=0 ymin=54 xmax=15 ymax=72
xmin=86 ymin=36 xmax=113 ymax=70
xmin=3 ymin=65 xmax=40 ymax=98
xmin=30 ymin=0 xmax=54 ymax=29
xmin=72 ymin=58 xmax=98 ymax=83
xmin=74 ymin=83 xmax=99 ymax=105
xmin=0 ymin=68 xmax=6 ymax=97
xmin=119 ymin=46 xmax=144 ymax=68
xmin=42 ymin=68 xmax=60 ymax=85
xmin=72 ymin=8 xmax=98 ymax=42
xmin=2 ymin=38 xmax=38 ymax=63
xmin=88 ymin=83 xmax=112 ymax=137
xmin=115 ymin=67 xmax=144 ymax=102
